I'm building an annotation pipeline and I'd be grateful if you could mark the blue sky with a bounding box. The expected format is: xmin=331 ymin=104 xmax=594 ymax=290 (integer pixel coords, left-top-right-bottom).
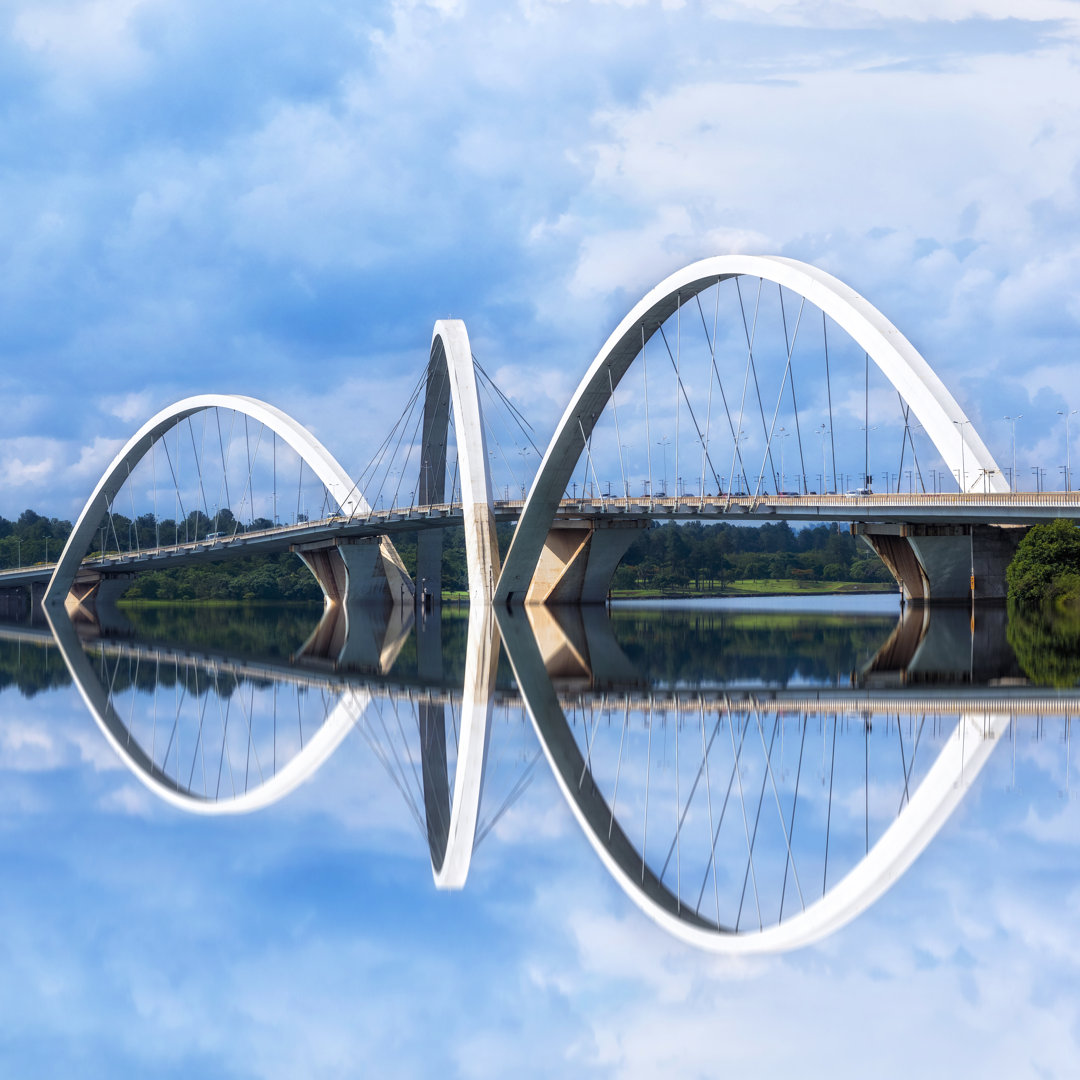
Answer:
xmin=3 ymin=0 xmax=1080 ymax=516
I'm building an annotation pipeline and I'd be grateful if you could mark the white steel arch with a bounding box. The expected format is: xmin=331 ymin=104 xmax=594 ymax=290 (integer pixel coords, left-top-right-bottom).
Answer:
xmin=495 ymin=605 xmax=1007 ymax=954
xmin=43 ymin=393 xmax=391 ymax=607
xmin=495 ymin=254 xmax=1007 ymax=604
xmin=43 ymin=606 xmax=367 ymax=816
xmin=428 ymin=606 xmax=500 ymax=889
xmin=418 ymin=320 xmax=500 ymax=606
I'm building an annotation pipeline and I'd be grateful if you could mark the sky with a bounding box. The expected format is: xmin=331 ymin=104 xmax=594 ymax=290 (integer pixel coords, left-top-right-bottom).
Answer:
xmin=3 ymin=0 xmax=1080 ymax=517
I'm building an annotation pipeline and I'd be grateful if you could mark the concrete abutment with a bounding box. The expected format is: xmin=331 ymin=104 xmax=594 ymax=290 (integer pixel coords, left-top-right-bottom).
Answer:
xmin=856 ymin=522 xmax=1027 ymax=604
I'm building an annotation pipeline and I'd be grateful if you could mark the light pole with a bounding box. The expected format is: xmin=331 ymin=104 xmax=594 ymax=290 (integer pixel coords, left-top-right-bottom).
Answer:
xmin=1003 ymin=414 xmax=1022 ymax=491
xmin=816 ymin=424 xmax=829 ymax=494
xmin=1058 ymin=409 xmax=1077 ymax=492
xmin=777 ymin=427 xmax=791 ymax=493
xmin=861 ymin=425 xmax=878 ymax=490
xmin=953 ymin=419 xmax=971 ymax=492
xmin=657 ymin=435 xmax=670 ymax=496
xmin=15 ymin=537 xmax=21 ymax=570
xmin=621 ymin=444 xmax=632 ymax=497
xmin=517 ymin=446 xmax=531 ymax=499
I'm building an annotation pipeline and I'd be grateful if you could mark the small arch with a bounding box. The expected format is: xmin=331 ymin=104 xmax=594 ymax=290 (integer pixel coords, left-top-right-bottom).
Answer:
xmin=43 ymin=393 xmax=401 ymax=607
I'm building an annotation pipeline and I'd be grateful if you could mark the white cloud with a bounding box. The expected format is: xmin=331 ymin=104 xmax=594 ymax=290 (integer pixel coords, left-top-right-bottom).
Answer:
xmin=12 ymin=0 xmax=157 ymax=97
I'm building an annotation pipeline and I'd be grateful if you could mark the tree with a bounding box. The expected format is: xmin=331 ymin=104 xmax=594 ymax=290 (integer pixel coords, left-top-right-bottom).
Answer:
xmin=1006 ymin=519 xmax=1080 ymax=607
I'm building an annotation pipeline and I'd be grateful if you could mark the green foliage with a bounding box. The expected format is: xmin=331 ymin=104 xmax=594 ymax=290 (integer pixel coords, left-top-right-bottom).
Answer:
xmin=1007 ymin=599 xmax=1080 ymax=686
xmin=0 ymin=638 xmax=71 ymax=698
xmin=1006 ymin=519 xmax=1080 ymax=607
xmin=614 ymin=521 xmax=893 ymax=594
xmin=0 ymin=510 xmax=73 ymax=568
xmin=120 ymin=552 xmax=323 ymax=602
xmin=1 ymin=499 xmax=894 ymax=600
xmin=610 ymin=607 xmax=896 ymax=685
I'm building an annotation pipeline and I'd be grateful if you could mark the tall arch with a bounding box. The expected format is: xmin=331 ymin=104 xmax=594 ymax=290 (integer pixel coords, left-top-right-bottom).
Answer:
xmin=495 ymin=255 xmax=1006 ymax=604
xmin=495 ymin=604 xmax=1008 ymax=954
xmin=416 ymin=320 xmax=500 ymax=607
xmin=42 ymin=393 xmax=404 ymax=608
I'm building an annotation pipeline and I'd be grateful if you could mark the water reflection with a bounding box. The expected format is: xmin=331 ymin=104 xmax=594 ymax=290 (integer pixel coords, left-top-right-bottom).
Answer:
xmin=2 ymin=598 xmax=1077 ymax=955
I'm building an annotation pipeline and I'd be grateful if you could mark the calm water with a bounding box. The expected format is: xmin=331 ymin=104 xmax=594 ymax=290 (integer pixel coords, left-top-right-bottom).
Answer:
xmin=0 ymin=597 xmax=1077 ymax=1078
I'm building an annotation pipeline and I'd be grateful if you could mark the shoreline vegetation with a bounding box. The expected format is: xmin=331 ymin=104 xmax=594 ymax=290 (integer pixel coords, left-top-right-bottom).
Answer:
xmin=2 ymin=509 xmax=896 ymax=602
xmin=116 ymin=578 xmax=895 ymax=607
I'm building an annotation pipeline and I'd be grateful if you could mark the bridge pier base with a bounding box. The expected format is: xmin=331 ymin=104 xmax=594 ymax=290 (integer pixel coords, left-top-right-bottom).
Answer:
xmin=856 ymin=523 xmax=1026 ymax=604
xmin=62 ymin=573 xmax=136 ymax=632
xmin=293 ymin=537 xmax=414 ymax=609
xmin=525 ymin=518 xmax=649 ymax=605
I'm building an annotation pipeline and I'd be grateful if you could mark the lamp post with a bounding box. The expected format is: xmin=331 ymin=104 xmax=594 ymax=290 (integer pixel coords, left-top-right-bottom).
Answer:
xmin=816 ymin=424 xmax=829 ymax=494
xmin=657 ymin=435 xmax=670 ymax=497
xmin=1003 ymin=414 xmax=1022 ymax=491
xmin=1058 ymin=409 xmax=1077 ymax=492
xmin=861 ymin=425 xmax=878 ymax=491
xmin=15 ymin=537 xmax=21 ymax=570
xmin=777 ymin=427 xmax=791 ymax=493
xmin=953 ymin=419 xmax=972 ymax=492
xmin=517 ymin=446 xmax=531 ymax=499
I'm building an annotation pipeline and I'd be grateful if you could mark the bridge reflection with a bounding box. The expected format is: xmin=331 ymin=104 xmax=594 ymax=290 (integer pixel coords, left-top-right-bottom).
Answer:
xmin=0 ymin=600 xmax=1074 ymax=954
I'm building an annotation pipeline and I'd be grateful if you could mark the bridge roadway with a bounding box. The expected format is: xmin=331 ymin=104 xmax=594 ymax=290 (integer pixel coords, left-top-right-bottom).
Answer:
xmin=3 ymin=622 xmax=1077 ymax=719
xmin=3 ymin=490 xmax=1080 ymax=592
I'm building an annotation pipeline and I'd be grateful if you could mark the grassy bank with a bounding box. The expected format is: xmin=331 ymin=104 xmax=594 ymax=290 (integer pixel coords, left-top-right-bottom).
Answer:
xmin=115 ymin=580 xmax=894 ymax=606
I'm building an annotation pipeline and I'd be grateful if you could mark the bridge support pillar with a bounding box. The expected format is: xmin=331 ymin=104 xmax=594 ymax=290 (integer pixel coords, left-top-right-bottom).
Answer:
xmin=525 ymin=518 xmax=649 ymax=605
xmin=0 ymin=587 xmax=31 ymax=620
xmin=293 ymin=537 xmax=414 ymax=609
xmin=62 ymin=573 xmax=136 ymax=632
xmin=855 ymin=523 xmax=1026 ymax=604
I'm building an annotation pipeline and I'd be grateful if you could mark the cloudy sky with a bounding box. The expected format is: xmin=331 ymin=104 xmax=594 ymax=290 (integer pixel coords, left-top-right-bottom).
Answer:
xmin=3 ymin=0 xmax=1080 ymax=516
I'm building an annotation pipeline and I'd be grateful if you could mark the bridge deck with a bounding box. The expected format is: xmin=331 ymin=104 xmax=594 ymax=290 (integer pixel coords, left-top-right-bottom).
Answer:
xmin=3 ymin=491 xmax=1080 ymax=589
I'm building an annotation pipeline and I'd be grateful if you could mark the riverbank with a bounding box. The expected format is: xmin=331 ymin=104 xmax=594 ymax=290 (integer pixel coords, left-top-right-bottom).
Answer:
xmin=116 ymin=579 xmax=895 ymax=606
xmin=609 ymin=579 xmax=896 ymax=600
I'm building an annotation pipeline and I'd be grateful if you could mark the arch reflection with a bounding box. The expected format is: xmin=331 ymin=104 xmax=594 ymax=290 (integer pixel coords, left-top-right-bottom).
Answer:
xmin=24 ymin=600 xmax=1080 ymax=952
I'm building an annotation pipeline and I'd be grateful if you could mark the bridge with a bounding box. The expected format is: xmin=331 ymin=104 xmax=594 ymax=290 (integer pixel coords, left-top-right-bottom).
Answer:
xmin=5 ymin=253 xmax=1077 ymax=611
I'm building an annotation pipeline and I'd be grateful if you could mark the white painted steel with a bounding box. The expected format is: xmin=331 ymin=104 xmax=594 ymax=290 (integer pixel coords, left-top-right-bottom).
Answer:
xmin=432 ymin=606 xmax=500 ymax=889
xmin=427 ymin=321 xmax=501 ymax=606
xmin=44 ymin=605 xmax=368 ymax=815
xmin=495 ymin=255 xmax=1008 ymax=603
xmin=496 ymin=605 xmax=1008 ymax=953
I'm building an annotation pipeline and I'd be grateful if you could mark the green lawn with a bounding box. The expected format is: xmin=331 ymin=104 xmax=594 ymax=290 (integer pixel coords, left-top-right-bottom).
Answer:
xmin=609 ymin=579 xmax=896 ymax=599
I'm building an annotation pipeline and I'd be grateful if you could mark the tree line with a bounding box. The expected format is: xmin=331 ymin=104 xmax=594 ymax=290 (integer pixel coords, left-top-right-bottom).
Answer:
xmin=0 ymin=506 xmax=893 ymax=598
xmin=612 ymin=520 xmax=893 ymax=592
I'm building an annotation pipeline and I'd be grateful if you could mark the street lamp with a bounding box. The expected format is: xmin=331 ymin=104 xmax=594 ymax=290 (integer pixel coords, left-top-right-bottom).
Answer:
xmin=816 ymin=424 xmax=830 ymax=494
xmin=777 ymin=427 xmax=791 ymax=493
xmin=1058 ymin=409 xmax=1077 ymax=492
xmin=657 ymin=435 xmax=671 ymax=497
xmin=953 ymin=419 xmax=972 ymax=492
xmin=1003 ymin=414 xmax=1022 ymax=491
xmin=861 ymin=425 xmax=878 ymax=491
xmin=517 ymin=446 xmax=531 ymax=499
